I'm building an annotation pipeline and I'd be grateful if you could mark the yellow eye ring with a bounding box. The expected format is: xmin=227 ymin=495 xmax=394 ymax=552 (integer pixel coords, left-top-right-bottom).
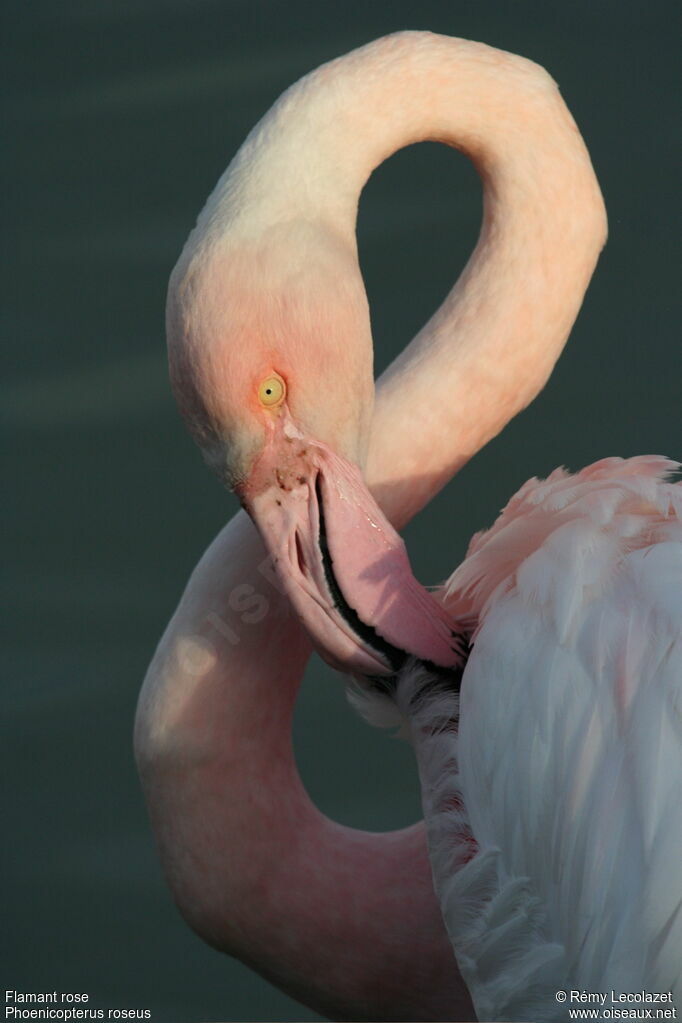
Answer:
xmin=257 ymin=373 xmax=286 ymax=408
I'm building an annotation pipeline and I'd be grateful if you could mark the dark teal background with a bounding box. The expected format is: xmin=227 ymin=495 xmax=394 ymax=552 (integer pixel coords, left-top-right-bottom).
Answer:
xmin=3 ymin=2 xmax=679 ymax=1021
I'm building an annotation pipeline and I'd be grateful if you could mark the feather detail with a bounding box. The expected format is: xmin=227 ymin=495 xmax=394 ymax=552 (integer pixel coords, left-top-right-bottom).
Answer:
xmin=350 ymin=456 xmax=682 ymax=1019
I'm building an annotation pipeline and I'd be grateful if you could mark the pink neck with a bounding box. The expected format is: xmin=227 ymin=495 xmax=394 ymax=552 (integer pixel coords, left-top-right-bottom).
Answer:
xmin=135 ymin=512 xmax=470 ymax=1019
xmin=140 ymin=31 xmax=607 ymax=1019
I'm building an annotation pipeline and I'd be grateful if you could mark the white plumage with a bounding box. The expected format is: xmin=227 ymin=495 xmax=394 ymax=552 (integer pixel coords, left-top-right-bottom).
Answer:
xmin=355 ymin=456 xmax=682 ymax=1020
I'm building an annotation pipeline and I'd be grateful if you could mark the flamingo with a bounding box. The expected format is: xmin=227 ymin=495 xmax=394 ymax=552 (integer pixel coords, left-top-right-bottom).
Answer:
xmin=135 ymin=32 xmax=682 ymax=1022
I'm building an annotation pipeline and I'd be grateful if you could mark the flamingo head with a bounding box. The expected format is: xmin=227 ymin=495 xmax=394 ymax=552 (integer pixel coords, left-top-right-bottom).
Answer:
xmin=167 ymin=223 xmax=461 ymax=679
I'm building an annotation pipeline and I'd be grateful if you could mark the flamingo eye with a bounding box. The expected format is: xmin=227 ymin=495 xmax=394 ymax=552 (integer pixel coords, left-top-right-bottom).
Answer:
xmin=257 ymin=374 xmax=286 ymax=408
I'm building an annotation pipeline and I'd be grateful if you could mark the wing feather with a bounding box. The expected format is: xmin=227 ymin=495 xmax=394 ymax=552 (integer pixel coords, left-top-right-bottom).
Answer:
xmin=408 ymin=458 xmax=681 ymax=1018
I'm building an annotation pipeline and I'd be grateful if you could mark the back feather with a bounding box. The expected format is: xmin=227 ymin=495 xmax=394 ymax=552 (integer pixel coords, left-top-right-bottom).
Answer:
xmin=354 ymin=457 xmax=682 ymax=1020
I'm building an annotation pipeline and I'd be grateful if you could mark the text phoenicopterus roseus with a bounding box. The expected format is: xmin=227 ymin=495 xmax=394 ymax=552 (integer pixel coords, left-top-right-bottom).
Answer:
xmin=135 ymin=32 xmax=682 ymax=1022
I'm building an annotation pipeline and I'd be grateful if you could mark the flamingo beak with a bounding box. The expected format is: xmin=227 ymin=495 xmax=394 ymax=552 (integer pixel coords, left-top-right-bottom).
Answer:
xmin=240 ymin=415 xmax=463 ymax=680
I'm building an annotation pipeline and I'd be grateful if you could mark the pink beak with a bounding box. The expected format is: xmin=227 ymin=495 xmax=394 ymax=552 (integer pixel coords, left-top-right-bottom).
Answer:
xmin=240 ymin=414 xmax=464 ymax=680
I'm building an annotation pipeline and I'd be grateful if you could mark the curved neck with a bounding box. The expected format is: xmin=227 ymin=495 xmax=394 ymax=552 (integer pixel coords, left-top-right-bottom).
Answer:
xmin=207 ymin=31 xmax=605 ymax=526
xmin=135 ymin=511 xmax=470 ymax=1020
xmin=139 ymin=31 xmax=607 ymax=1019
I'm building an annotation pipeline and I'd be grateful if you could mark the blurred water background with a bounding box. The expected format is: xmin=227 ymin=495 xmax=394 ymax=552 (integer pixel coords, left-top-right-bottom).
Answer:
xmin=2 ymin=1 xmax=679 ymax=1020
